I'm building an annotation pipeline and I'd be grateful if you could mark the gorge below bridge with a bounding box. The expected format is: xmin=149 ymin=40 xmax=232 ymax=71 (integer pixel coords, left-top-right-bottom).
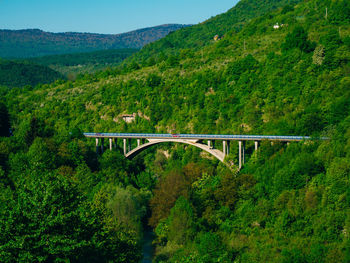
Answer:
xmin=83 ymin=133 xmax=325 ymax=169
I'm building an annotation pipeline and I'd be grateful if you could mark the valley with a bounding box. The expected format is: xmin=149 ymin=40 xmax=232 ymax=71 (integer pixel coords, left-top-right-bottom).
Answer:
xmin=0 ymin=0 xmax=349 ymax=262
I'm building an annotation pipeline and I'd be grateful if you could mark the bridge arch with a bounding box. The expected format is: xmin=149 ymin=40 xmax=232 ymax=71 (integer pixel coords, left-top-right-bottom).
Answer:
xmin=125 ymin=139 xmax=225 ymax=162
xmin=85 ymin=132 xmax=324 ymax=170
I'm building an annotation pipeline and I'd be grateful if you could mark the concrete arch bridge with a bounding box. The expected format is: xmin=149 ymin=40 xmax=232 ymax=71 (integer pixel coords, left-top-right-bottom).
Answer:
xmin=84 ymin=133 xmax=324 ymax=169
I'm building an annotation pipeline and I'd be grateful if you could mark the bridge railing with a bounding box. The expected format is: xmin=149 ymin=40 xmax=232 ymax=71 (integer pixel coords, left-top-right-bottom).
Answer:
xmin=83 ymin=132 xmax=327 ymax=141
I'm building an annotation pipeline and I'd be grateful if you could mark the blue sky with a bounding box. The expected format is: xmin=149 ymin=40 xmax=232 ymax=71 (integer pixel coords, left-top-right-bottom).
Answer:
xmin=0 ymin=0 xmax=239 ymax=34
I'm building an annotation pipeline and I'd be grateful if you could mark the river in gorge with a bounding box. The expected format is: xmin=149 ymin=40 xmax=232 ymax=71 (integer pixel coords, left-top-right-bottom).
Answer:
xmin=141 ymin=227 xmax=154 ymax=262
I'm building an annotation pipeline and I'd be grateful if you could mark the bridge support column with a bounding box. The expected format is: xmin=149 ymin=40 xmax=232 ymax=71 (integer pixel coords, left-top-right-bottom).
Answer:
xmin=96 ymin=138 xmax=99 ymax=154
xmin=101 ymin=138 xmax=104 ymax=153
xmin=109 ymin=138 xmax=113 ymax=151
xmin=223 ymin=141 xmax=227 ymax=156
xmin=255 ymin=141 xmax=259 ymax=151
xmin=137 ymin=139 xmax=141 ymax=147
xmin=239 ymin=141 xmax=245 ymax=170
xmin=123 ymin=138 xmax=127 ymax=155
xmin=208 ymin=140 xmax=212 ymax=149
xmin=243 ymin=142 xmax=245 ymax=164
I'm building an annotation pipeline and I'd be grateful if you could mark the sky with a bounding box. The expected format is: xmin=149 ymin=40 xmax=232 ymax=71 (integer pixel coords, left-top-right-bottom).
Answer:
xmin=0 ymin=0 xmax=239 ymax=34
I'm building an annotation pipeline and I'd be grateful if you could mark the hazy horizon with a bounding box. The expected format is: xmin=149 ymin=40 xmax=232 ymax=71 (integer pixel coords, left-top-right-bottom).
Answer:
xmin=0 ymin=24 xmax=191 ymax=35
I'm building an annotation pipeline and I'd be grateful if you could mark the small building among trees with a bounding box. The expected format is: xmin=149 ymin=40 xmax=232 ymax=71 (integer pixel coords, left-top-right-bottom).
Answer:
xmin=122 ymin=113 xmax=136 ymax=123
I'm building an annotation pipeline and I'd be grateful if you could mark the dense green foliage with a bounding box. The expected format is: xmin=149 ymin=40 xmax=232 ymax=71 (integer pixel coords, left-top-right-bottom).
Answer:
xmin=125 ymin=0 xmax=303 ymax=64
xmin=25 ymin=49 xmax=138 ymax=78
xmin=0 ymin=59 xmax=63 ymax=87
xmin=0 ymin=0 xmax=349 ymax=262
xmin=0 ymin=25 xmax=188 ymax=58
xmin=282 ymin=25 xmax=316 ymax=52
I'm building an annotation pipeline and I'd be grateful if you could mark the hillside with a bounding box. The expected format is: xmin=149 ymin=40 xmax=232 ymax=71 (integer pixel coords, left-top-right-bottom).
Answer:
xmin=126 ymin=0 xmax=303 ymax=64
xmin=0 ymin=59 xmax=63 ymax=87
xmin=25 ymin=49 xmax=138 ymax=77
xmin=0 ymin=0 xmax=350 ymax=262
xmin=0 ymin=24 xmax=188 ymax=58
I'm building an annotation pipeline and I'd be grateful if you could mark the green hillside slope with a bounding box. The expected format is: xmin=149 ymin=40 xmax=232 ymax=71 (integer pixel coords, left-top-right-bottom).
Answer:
xmin=0 ymin=59 xmax=63 ymax=88
xmin=127 ymin=0 xmax=303 ymax=64
xmin=25 ymin=49 xmax=138 ymax=77
xmin=0 ymin=0 xmax=349 ymax=262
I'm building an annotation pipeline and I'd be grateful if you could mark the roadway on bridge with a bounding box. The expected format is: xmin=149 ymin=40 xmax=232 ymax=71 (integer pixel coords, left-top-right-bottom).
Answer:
xmin=83 ymin=132 xmax=318 ymax=141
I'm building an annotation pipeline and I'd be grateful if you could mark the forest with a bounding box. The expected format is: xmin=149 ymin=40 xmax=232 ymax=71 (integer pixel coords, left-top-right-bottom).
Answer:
xmin=25 ymin=49 xmax=139 ymax=78
xmin=0 ymin=24 xmax=188 ymax=58
xmin=0 ymin=59 xmax=63 ymax=88
xmin=0 ymin=0 xmax=349 ymax=262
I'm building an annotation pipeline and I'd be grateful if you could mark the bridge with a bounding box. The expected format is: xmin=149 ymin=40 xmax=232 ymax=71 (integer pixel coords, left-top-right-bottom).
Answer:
xmin=84 ymin=133 xmax=324 ymax=169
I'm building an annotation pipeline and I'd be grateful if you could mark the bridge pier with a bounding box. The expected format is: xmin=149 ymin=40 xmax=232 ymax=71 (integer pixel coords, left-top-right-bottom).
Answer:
xmin=123 ymin=138 xmax=127 ymax=155
xmin=137 ymin=139 xmax=141 ymax=147
xmin=208 ymin=140 xmax=212 ymax=149
xmin=223 ymin=141 xmax=230 ymax=156
xmin=96 ymin=138 xmax=99 ymax=154
xmin=255 ymin=141 xmax=259 ymax=151
xmin=109 ymin=138 xmax=113 ymax=151
xmin=239 ymin=141 xmax=245 ymax=169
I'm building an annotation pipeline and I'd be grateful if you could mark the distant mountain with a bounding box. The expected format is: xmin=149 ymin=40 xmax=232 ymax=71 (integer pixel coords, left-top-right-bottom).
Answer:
xmin=0 ymin=24 xmax=189 ymax=58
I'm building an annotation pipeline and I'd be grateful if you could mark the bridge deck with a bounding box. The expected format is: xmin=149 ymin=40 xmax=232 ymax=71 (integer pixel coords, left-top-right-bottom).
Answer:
xmin=83 ymin=133 xmax=325 ymax=141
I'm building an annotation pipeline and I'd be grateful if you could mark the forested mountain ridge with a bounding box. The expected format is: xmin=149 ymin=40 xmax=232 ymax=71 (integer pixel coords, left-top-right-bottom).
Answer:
xmin=0 ymin=0 xmax=350 ymax=262
xmin=0 ymin=24 xmax=188 ymax=58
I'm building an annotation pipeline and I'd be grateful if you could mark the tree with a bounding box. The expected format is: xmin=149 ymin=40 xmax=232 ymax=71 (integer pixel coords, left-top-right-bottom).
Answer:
xmin=214 ymin=173 xmax=256 ymax=210
xmin=0 ymin=172 xmax=141 ymax=262
xmin=166 ymin=196 xmax=196 ymax=245
xmin=320 ymin=29 xmax=343 ymax=69
xmin=328 ymin=0 xmax=350 ymax=25
xmin=149 ymin=170 xmax=189 ymax=227
xmin=107 ymin=186 xmax=145 ymax=233
xmin=27 ymin=137 xmax=55 ymax=171
xmin=0 ymin=103 xmax=10 ymax=137
xmin=196 ymin=232 xmax=228 ymax=262
xmin=146 ymin=73 xmax=162 ymax=87
xmin=226 ymin=54 xmax=258 ymax=81
xmin=282 ymin=26 xmax=315 ymax=53
xmin=281 ymin=4 xmax=294 ymax=14
xmin=281 ymin=247 xmax=307 ymax=263
xmin=24 ymin=116 xmax=49 ymax=146
xmin=312 ymin=45 xmax=325 ymax=65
